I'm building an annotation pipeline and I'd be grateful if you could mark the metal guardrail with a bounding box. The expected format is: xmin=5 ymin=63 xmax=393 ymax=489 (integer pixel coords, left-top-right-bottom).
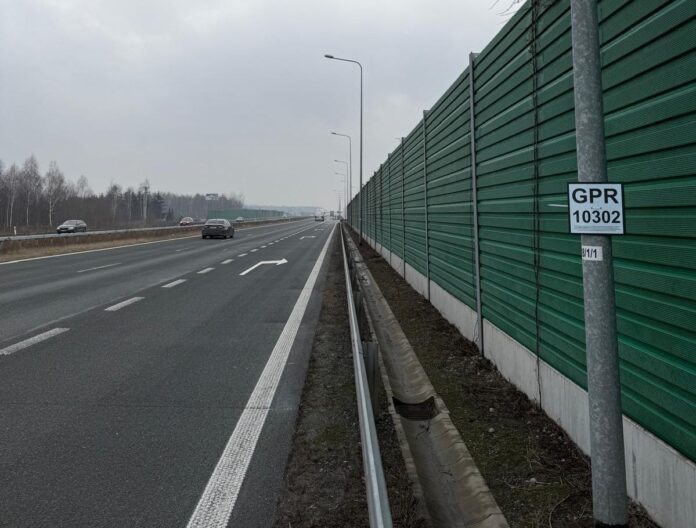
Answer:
xmin=0 ymin=217 xmax=297 ymax=242
xmin=340 ymin=226 xmax=393 ymax=528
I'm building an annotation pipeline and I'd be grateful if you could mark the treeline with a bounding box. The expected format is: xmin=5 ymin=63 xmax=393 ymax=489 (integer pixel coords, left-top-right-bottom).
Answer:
xmin=0 ymin=155 xmax=244 ymax=235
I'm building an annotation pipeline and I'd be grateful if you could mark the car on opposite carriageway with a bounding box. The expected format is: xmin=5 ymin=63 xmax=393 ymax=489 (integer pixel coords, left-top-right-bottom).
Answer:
xmin=202 ymin=218 xmax=234 ymax=239
xmin=56 ymin=219 xmax=87 ymax=233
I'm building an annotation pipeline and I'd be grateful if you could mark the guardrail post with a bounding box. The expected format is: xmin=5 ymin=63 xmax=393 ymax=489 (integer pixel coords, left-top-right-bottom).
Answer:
xmin=422 ymin=110 xmax=431 ymax=301
xmin=363 ymin=341 xmax=379 ymax=416
xmin=468 ymin=52 xmax=484 ymax=353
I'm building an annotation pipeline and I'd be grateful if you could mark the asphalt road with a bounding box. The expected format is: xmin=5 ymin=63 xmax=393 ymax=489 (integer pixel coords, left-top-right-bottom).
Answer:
xmin=0 ymin=218 xmax=337 ymax=527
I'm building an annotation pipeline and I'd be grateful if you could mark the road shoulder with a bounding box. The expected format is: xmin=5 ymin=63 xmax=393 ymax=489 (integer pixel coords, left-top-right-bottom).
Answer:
xmin=272 ymin=232 xmax=425 ymax=528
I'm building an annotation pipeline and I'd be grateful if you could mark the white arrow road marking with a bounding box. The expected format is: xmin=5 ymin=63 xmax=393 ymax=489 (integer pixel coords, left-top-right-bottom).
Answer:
xmin=186 ymin=225 xmax=335 ymax=528
xmin=162 ymin=279 xmax=187 ymax=288
xmin=198 ymin=267 xmax=214 ymax=274
xmin=299 ymin=236 xmax=316 ymax=240
xmin=0 ymin=328 xmax=70 ymax=356
xmin=77 ymin=262 xmax=121 ymax=273
xmin=105 ymin=297 xmax=144 ymax=312
xmin=239 ymin=259 xmax=288 ymax=276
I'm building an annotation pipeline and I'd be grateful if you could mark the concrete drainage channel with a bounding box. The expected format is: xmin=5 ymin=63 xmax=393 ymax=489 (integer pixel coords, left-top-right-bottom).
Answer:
xmin=341 ymin=224 xmax=508 ymax=528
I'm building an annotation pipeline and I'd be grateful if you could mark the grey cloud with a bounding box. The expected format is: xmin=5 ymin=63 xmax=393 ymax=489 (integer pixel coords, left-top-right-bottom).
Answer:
xmin=1 ymin=0 xmax=520 ymax=209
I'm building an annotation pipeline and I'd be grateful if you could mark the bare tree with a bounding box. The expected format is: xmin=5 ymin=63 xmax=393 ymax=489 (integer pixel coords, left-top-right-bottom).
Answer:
xmin=43 ymin=161 xmax=67 ymax=227
xmin=21 ymin=155 xmax=42 ymax=226
xmin=139 ymin=179 xmax=150 ymax=222
xmin=107 ymin=181 xmax=122 ymax=224
xmin=76 ymin=175 xmax=92 ymax=198
xmin=3 ymin=164 xmax=21 ymax=228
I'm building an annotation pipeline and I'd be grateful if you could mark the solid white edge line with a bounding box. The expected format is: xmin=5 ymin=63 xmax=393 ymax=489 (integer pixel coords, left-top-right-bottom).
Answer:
xmin=0 ymin=328 xmax=70 ymax=356
xmin=186 ymin=224 xmax=336 ymax=528
xmin=104 ymin=297 xmax=144 ymax=312
xmin=76 ymin=262 xmax=121 ymax=273
xmin=0 ymin=219 xmax=313 ymax=266
xmin=162 ymin=279 xmax=187 ymax=288
xmin=198 ymin=267 xmax=214 ymax=274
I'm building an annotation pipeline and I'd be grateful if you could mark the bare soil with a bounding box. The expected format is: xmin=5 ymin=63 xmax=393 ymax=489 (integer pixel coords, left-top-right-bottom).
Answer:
xmin=348 ymin=231 xmax=658 ymax=528
xmin=273 ymin=234 xmax=425 ymax=528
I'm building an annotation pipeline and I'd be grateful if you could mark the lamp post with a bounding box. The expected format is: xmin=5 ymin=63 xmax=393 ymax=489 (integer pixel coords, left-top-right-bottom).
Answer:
xmin=335 ymin=159 xmax=349 ymax=215
xmin=325 ymin=54 xmax=363 ymax=241
xmin=331 ymin=131 xmax=352 ymax=202
xmin=335 ymin=172 xmax=347 ymax=217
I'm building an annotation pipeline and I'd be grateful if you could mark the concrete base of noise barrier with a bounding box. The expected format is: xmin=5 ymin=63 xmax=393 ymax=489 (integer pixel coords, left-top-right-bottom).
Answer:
xmin=355 ymin=227 xmax=696 ymax=528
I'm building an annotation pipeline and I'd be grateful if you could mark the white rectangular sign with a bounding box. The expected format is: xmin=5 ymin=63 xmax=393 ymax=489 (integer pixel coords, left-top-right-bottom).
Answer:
xmin=568 ymin=183 xmax=625 ymax=235
xmin=582 ymin=245 xmax=603 ymax=261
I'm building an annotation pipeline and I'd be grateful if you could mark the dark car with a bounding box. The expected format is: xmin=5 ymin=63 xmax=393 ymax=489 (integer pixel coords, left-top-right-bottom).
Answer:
xmin=202 ymin=219 xmax=234 ymax=239
xmin=179 ymin=216 xmax=194 ymax=226
xmin=56 ymin=219 xmax=87 ymax=233
xmin=314 ymin=215 xmax=325 ymax=222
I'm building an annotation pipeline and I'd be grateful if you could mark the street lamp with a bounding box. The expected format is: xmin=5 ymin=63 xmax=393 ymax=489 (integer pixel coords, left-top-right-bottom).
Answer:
xmin=334 ymin=160 xmax=350 ymax=218
xmin=325 ymin=54 xmax=363 ymax=241
xmin=331 ymin=131 xmax=352 ymax=201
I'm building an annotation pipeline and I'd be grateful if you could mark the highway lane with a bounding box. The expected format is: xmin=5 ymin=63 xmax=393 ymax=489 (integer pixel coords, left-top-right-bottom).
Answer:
xmin=0 ymin=218 xmax=322 ymax=342
xmin=0 ymin=220 xmax=336 ymax=527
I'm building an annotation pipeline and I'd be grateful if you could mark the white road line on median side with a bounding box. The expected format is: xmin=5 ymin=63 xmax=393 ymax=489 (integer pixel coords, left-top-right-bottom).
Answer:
xmin=0 ymin=235 xmax=200 ymax=266
xmin=76 ymin=262 xmax=121 ymax=273
xmin=221 ymin=259 xmax=234 ymax=264
xmin=0 ymin=219 xmax=313 ymax=267
xmin=162 ymin=279 xmax=187 ymax=288
xmin=0 ymin=328 xmax=70 ymax=356
xmin=198 ymin=267 xmax=214 ymax=274
xmin=186 ymin=223 xmax=336 ymax=528
xmin=104 ymin=297 xmax=144 ymax=312
xmin=238 ymin=253 xmax=248 ymax=257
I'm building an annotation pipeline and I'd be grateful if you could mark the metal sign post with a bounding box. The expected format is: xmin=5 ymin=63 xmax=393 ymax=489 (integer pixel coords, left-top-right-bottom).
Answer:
xmin=569 ymin=1 xmax=628 ymax=526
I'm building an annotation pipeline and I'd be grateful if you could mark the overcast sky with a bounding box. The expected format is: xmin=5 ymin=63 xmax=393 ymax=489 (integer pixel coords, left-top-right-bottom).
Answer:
xmin=1 ymin=0 xmax=521 ymax=209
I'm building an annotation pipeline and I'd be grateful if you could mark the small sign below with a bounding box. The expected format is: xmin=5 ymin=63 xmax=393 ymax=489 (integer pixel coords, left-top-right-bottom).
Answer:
xmin=582 ymin=245 xmax=603 ymax=261
xmin=568 ymin=183 xmax=625 ymax=235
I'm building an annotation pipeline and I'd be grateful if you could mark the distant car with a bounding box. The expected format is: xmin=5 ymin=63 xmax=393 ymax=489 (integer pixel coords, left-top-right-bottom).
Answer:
xmin=235 ymin=217 xmax=244 ymax=222
xmin=202 ymin=218 xmax=234 ymax=239
xmin=179 ymin=217 xmax=194 ymax=226
xmin=314 ymin=215 xmax=325 ymax=222
xmin=56 ymin=219 xmax=87 ymax=233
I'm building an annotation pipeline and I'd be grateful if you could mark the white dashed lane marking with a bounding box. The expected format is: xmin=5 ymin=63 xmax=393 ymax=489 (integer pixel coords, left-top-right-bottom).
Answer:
xmin=105 ymin=297 xmax=144 ymax=312
xmin=76 ymin=262 xmax=121 ymax=273
xmin=162 ymin=279 xmax=187 ymax=288
xmin=0 ymin=328 xmax=70 ymax=356
xmin=198 ymin=268 xmax=214 ymax=274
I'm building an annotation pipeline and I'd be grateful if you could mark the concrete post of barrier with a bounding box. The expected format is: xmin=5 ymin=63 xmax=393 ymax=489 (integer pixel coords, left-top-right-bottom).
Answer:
xmin=423 ymin=110 xmax=431 ymax=301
